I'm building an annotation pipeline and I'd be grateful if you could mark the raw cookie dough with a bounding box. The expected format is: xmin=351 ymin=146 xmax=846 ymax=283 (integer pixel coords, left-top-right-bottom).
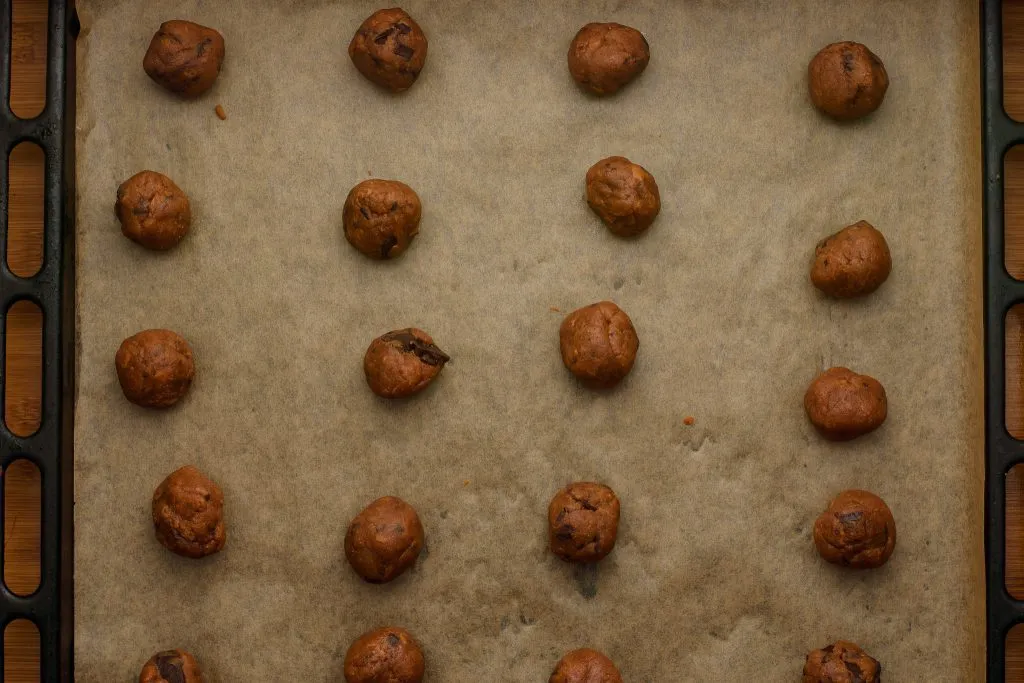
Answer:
xmin=348 ymin=8 xmax=428 ymax=92
xmin=343 ymin=179 xmax=421 ymax=259
xmin=810 ymin=221 xmax=891 ymax=298
xmin=568 ymin=23 xmax=650 ymax=96
xmin=345 ymin=495 xmax=424 ymax=583
xmin=152 ymin=465 xmax=226 ymax=559
xmin=344 ymin=626 xmax=425 ymax=683
xmin=143 ymin=20 xmax=225 ymax=99
xmin=585 ymin=156 xmax=660 ymax=237
xmin=115 ymin=329 xmax=195 ymax=408
xmin=139 ymin=649 xmax=204 ymax=683
xmin=363 ymin=328 xmax=449 ymax=398
xmin=804 ymin=367 xmax=887 ymax=441
xmin=560 ymin=301 xmax=639 ymax=388
xmin=803 ymin=640 xmax=881 ymax=682
xmin=813 ymin=489 xmax=896 ymax=569
xmin=548 ymin=482 xmax=620 ymax=563
xmin=115 ymin=171 xmax=192 ymax=250
xmin=550 ymin=648 xmax=623 ymax=683
xmin=807 ymin=41 xmax=888 ymax=120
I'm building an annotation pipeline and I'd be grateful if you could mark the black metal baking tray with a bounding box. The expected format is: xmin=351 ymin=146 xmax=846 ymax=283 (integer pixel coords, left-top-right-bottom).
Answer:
xmin=0 ymin=0 xmax=76 ymax=680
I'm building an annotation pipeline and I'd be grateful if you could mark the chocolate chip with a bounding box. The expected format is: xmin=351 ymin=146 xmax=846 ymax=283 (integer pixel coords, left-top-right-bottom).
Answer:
xmin=133 ymin=199 xmax=149 ymax=216
xmin=374 ymin=28 xmax=394 ymax=44
xmin=381 ymin=331 xmax=450 ymax=366
xmin=387 ymin=633 xmax=401 ymax=647
xmin=155 ymin=652 xmax=186 ymax=683
xmin=838 ymin=511 xmax=863 ymax=524
xmin=359 ymin=206 xmax=370 ymax=220
xmin=395 ymin=22 xmax=412 ymax=34
xmin=394 ymin=43 xmax=415 ymax=60
xmin=842 ymin=49 xmax=854 ymax=72
xmin=196 ymin=38 xmax=211 ymax=56
xmin=380 ymin=235 xmax=399 ymax=258
xmin=846 ymin=660 xmax=865 ymax=682
xmin=390 ymin=202 xmax=398 ymax=212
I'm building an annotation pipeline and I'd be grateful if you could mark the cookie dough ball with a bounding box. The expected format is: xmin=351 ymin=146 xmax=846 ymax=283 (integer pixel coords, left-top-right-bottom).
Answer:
xmin=115 ymin=171 xmax=192 ymax=250
xmin=152 ymin=465 xmax=226 ymax=559
xmin=548 ymin=482 xmax=620 ymax=563
xmin=364 ymin=328 xmax=449 ymax=398
xmin=814 ymin=489 xmax=896 ymax=569
xmin=344 ymin=626 xmax=425 ymax=683
xmin=343 ymin=179 xmax=421 ymax=259
xmin=139 ymin=649 xmax=203 ymax=683
xmin=804 ymin=367 xmax=886 ymax=441
xmin=560 ymin=302 xmax=639 ymax=388
xmin=803 ymin=640 xmax=881 ymax=682
xmin=808 ymin=41 xmax=888 ymax=120
xmin=585 ymin=156 xmax=660 ymax=237
xmin=345 ymin=496 xmax=424 ymax=583
xmin=550 ymin=648 xmax=623 ymax=683
xmin=115 ymin=329 xmax=195 ymax=408
xmin=143 ymin=20 xmax=225 ymax=99
xmin=568 ymin=23 xmax=650 ymax=96
xmin=811 ymin=221 xmax=891 ymax=298
xmin=348 ymin=8 xmax=428 ymax=92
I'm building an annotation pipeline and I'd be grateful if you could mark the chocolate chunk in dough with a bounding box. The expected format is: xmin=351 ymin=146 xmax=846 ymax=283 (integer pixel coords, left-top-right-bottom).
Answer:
xmin=568 ymin=23 xmax=650 ymax=96
xmin=550 ymin=648 xmax=623 ymax=683
xmin=560 ymin=301 xmax=639 ymax=389
xmin=803 ymin=640 xmax=881 ymax=682
xmin=348 ymin=8 xmax=428 ymax=92
xmin=344 ymin=626 xmax=425 ymax=683
xmin=143 ymin=20 xmax=225 ymax=98
xmin=139 ymin=649 xmax=204 ymax=683
xmin=363 ymin=328 xmax=449 ymax=398
xmin=811 ymin=220 xmax=891 ymax=298
xmin=808 ymin=41 xmax=888 ymax=120
xmin=115 ymin=171 xmax=192 ymax=250
xmin=115 ymin=329 xmax=195 ymax=408
xmin=343 ymin=179 xmax=421 ymax=259
xmin=813 ymin=489 xmax=896 ymax=569
xmin=345 ymin=496 xmax=424 ymax=583
xmin=586 ymin=156 xmax=660 ymax=237
xmin=548 ymin=482 xmax=620 ymax=563
xmin=804 ymin=367 xmax=887 ymax=441
xmin=152 ymin=465 xmax=226 ymax=559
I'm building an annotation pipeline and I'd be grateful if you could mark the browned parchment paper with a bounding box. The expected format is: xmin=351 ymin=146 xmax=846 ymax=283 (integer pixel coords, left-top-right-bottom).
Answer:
xmin=73 ymin=1 xmax=984 ymax=680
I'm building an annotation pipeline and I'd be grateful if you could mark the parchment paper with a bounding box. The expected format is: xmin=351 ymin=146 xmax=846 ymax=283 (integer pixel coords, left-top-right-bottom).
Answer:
xmin=73 ymin=2 xmax=984 ymax=680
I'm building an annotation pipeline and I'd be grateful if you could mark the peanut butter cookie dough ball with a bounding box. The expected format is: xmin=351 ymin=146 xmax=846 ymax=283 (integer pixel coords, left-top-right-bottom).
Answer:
xmin=152 ymin=465 xmax=225 ymax=559
xmin=349 ymin=8 xmax=428 ymax=92
xmin=115 ymin=329 xmax=195 ymax=408
xmin=343 ymin=179 xmax=421 ymax=259
xmin=139 ymin=649 xmax=204 ymax=683
xmin=804 ymin=367 xmax=887 ymax=441
xmin=143 ymin=20 xmax=225 ymax=98
xmin=364 ymin=328 xmax=449 ymax=398
xmin=345 ymin=496 xmax=424 ymax=583
xmin=115 ymin=171 xmax=191 ymax=251
xmin=811 ymin=221 xmax=891 ymax=298
xmin=550 ymin=648 xmax=623 ymax=683
xmin=568 ymin=23 xmax=650 ymax=96
xmin=813 ymin=489 xmax=896 ymax=569
xmin=803 ymin=641 xmax=881 ymax=682
xmin=344 ymin=626 xmax=425 ymax=683
xmin=560 ymin=302 xmax=638 ymax=388
xmin=586 ymin=156 xmax=660 ymax=237
xmin=548 ymin=482 xmax=620 ymax=563
xmin=808 ymin=41 xmax=888 ymax=120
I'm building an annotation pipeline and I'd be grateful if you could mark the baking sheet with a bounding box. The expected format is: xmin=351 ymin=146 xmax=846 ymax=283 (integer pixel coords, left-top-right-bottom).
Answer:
xmin=73 ymin=1 xmax=984 ymax=680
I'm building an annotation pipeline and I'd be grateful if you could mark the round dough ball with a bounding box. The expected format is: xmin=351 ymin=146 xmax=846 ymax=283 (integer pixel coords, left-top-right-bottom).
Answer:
xmin=143 ymin=20 xmax=225 ymax=99
xmin=345 ymin=495 xmax=424 ymax=583
xmin=807 ymin=41 xmax=888 ymax=120
xmin=139 ymin=649 xmax=203 ymax=683
xmin=152 ymin=465 xmax=226 ymax=559
xmin=348 ymin=8 xmax=428 ymax=92
xmin=115 ymin=329 xmax=195 ymax=408
xmin=548 ymin=482 xmax=620 ymax=563
xmin=559 ymin=301 xmax=639 ymax=388
xmin=803 ymin=640 xmax=881 ymax=682
xmin=813 ymin=489 xmax=896 ymax=569
xmin=568 ymin=23 xmax=650 ymax=96
xmin=344 ymin=626 xmax=425 ymax=683
xmin=115 ymin=171 xmax=192 ymax=250
xmin=804 ymin=367 xmax=886 ymax=441
xmin=343 ymin=179 xmax=421 ymax=259
xmin=810 ymin=221 xmax=891 ymax=298
xmin=363 ymin=328 xmax=449 ymax=398
xmin=550 ymin=648 xmax=623 ymax=683
xmin=585 ymin=156 xmax=660 ymax=237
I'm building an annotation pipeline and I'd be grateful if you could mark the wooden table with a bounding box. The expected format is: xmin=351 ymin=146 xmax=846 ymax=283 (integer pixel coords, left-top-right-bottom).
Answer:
xmin=0 ymin=1 xmax=1020 ymax=680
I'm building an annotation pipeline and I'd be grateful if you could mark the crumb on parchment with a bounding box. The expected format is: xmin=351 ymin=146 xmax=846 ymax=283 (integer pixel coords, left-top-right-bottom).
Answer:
xmin=683 ymin=416 xmax=695 ymax=426
xmin=214 ymin=104 xmax=226 ymax=120
xmin=463 ymin=480 xmax=470 ymax=487
xmin=550 ymin=306 xmax=561 ymax=313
